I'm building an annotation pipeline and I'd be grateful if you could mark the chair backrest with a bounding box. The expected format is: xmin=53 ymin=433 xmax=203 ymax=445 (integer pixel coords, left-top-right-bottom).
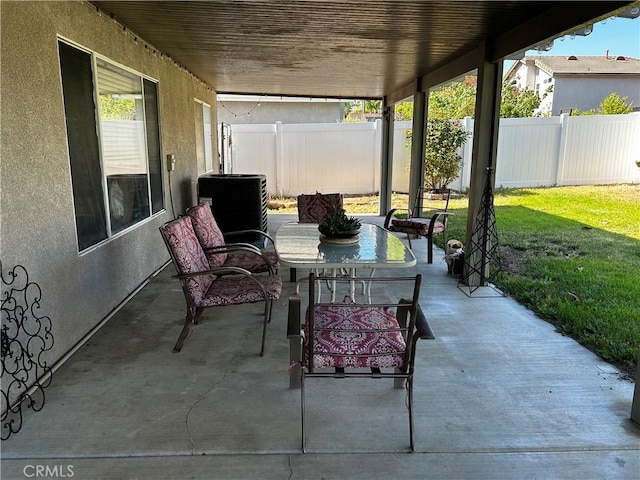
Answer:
xmin=186 ymin=203 xmax=228 ymax=268
xmin=411 ymin=187 xmax=450 ymax=218
xmin=159 ymin=216 xmax=215 ymax=305
xmin=297 ymin=193 xmax=343 ymax=223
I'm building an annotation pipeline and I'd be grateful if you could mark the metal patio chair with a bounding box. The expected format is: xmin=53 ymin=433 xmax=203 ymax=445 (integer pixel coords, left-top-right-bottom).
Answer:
xmin=159 ymin=216 xmax=282 ymax=355
xmin=384 ymin=188 xmax=452 ymax=264
xmin=287 ymin=273 xmax=435 ymax=451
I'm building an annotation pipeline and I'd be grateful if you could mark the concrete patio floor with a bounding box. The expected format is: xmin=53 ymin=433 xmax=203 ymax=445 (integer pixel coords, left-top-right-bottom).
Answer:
xmin=2 ymin=214 xmax=638 ymax=480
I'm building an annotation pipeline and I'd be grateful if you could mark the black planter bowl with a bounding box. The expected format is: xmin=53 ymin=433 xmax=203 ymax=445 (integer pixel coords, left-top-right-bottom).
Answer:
xmin=318 ymin=226 xmax=360 ymax=238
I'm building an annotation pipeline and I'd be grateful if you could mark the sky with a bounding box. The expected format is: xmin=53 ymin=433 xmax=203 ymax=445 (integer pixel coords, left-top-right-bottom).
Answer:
xmin=503 ymin=14 xmax=639 ymax=71
xmin=531 ymin=15 xmax=639 ymax=58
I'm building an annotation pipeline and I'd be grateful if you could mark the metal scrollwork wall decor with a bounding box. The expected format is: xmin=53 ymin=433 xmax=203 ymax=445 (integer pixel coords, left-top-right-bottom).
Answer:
xmin=1 ymin=263 xmax=54 ymax=440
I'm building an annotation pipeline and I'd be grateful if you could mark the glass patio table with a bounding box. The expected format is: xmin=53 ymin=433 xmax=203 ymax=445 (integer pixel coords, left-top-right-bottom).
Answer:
xmin=274 ymin=222 xmax=416 ymax=302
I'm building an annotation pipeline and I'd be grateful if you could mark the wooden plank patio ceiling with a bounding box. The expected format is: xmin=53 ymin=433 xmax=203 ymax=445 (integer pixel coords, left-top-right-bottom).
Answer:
xmin=91 ymin=1 xmax=633 ymax=99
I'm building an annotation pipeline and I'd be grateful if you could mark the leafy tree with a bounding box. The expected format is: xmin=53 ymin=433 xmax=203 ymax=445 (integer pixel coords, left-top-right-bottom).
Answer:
xmin=599 ymin=92 xmax=633 ymax=115
xmin=394 ymin=101 xmax=413 ymax=121
xmin=499 ymin=84 xmax=541 ymax=118
xmin=428 ymin=76 xmax=477 ymax=120
xmin=395 ymin=77 xmax=548 ymax=120
xmin=573 ymin=92 xmax=634 ymax=116
xmin=365 ymin=100 xmax=382 ymax=113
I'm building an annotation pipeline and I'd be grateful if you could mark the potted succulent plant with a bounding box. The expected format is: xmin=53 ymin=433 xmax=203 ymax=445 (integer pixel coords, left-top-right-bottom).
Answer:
xmin=318 ymin=205 xmax=361 ymax=238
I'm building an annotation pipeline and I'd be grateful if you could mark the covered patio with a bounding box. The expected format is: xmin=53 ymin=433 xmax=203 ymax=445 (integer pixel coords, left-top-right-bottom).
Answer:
xmin=2 ymin=2 xmax=639 ymax=478
xmin=2 ymin=215 xmax=637 ymax=479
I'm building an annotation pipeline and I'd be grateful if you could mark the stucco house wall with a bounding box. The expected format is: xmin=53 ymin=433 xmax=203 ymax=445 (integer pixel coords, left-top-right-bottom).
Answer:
xmin=1 ymin=2 xmax=218 ymax=377
xmin=217 ymin=96 xmax=345 ymax=124
xmin=552 ymin=76 xmax=640 ymax=114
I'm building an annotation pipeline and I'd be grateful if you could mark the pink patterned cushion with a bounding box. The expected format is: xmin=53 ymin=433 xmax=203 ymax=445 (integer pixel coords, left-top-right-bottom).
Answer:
xmin=187 ymin=203 xmax=228 ymax=268
xmin=390 ymin=218 xmax=445 ymax=236
xmin=200 ymin=274 xmax=282 ymax=307
xmin=297 ymin=193 xmax=343 ymax=223
xmin=160 ymin=216 xmax=215 ymax=305
xmin=223 ymin=251 xmax=280 ymax=272
xmin=305 ymin=304 xmax=406 ymax=369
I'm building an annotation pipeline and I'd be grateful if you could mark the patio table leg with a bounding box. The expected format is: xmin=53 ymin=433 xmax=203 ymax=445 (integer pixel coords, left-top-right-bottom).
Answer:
xmin=288 ymin=295 xmax=302 ymax=389
xmin=289 ymin=350 xmax=301 ymax=389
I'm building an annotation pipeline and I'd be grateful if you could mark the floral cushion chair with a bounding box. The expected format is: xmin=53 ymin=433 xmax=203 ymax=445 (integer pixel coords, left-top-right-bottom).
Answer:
xmin=287 ymin=273 xmax=435 ymax=452
xmin=384 ymin=188 xmax=451 ymax=264
xmin=160 ymin=216 xmax=281 ymax=355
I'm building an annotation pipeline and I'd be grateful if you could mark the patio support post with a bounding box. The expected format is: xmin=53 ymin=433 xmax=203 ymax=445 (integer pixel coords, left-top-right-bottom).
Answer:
xmin=409 ymin=88 xmax=427 ymax=216
xmin=464 ymin=51 xmax=502 ymax=287
xmin=379 ymin=101 xmax=395 ymax=214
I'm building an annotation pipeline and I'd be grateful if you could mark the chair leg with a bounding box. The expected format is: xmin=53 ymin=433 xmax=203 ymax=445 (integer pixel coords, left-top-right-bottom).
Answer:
xmin=260 ymin=300 xmax=272 ymax=356
xmin=173 ymin=307 xmax=196 ymax=352
xmin=408 ymin=375 xmax=415 ymax=452
xmin=288 ymin=297 xmax=302 ymax=389
xmin=406 ymin=234 xmax=413 ymax=249
xmin=427 ymin=236 xmax=434 ymax=264
xmin=193 ymin=307 xmax=205 ymax=324
xmin=301 ymin=371 xmax=306 ymax=452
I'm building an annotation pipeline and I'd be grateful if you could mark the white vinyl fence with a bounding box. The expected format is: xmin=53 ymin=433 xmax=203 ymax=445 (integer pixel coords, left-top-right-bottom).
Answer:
xmin=222 ymin=114 xmax=640 ymax=196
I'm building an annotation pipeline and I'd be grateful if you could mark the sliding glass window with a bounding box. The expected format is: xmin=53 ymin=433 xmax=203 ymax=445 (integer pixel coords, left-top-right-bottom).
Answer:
xmin=59 ymin=40 xmax=163 ymax=251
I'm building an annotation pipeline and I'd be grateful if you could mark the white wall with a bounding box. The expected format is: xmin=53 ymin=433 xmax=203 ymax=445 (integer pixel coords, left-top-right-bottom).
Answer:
xmin=223 ymin=113 xmax=640 ymax=196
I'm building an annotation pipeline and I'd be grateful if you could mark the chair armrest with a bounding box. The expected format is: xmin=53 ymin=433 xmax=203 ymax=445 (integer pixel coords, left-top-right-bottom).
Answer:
xmin=205 ymin=243 xmax=277 ymax=273
xmin=415 ymin=305 xmax=435 ymax=340
xmin=384 ymin=208 xmax=410 ymax=228
xmin=383 ymin=209 xmax=398 ymax=229
xmin=205 ymin=242 xmax=262 ymax=255
xmin=174 ymin=266 xmax=253 ymax=280
xmin=224 ymin=229 xmax=276 ymax=248
xmin=432 ymin=211 xmax=452 ymax=217
xmin=426 ymin=211 xmax=452 ymax=236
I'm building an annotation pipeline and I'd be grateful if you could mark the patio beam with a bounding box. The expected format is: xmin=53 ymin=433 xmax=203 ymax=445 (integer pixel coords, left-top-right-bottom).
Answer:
xmin=419 ymin=46 xmax=484 ymax=91
xmin=386 ymin=80 xmax=416 ymax=107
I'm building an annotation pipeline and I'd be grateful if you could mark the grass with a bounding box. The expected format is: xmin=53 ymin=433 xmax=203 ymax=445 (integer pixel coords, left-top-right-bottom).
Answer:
xmin=269 ymin=185 xmax=640 ymax=377
xmin=444 ymin=184 xmax=640 ymax=378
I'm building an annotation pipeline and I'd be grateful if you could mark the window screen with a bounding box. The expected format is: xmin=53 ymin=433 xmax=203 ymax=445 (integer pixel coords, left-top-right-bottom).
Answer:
xmin=58 ymin=40 xmax=164 ymax=251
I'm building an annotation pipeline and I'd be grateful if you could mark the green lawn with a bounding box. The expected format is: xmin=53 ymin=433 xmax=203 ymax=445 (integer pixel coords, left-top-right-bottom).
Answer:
xmin=443 ymin=184 xmax=640 ymax=377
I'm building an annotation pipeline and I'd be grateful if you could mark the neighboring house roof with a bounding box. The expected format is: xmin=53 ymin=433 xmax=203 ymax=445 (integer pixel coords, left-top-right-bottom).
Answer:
xmin=505 ymin=55 xmax=640 ymax=79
